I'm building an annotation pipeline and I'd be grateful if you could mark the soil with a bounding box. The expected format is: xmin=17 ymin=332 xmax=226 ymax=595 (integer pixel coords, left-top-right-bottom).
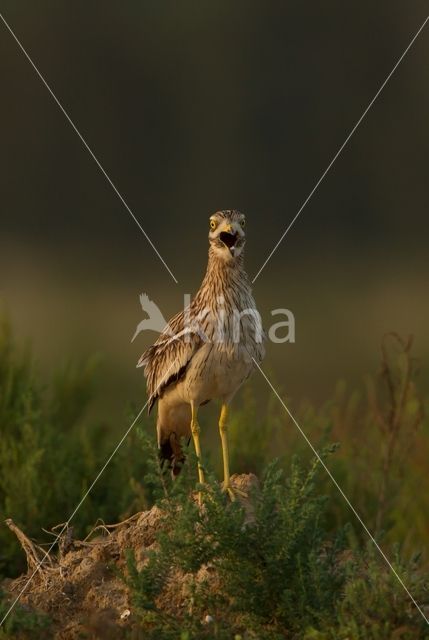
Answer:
xmin=3 ymin=474 xmax=258 ymax=639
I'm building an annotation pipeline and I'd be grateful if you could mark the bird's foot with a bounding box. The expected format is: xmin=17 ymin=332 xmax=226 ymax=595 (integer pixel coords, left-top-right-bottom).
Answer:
xmin=222 ymin=482 xmax=248 ymax=501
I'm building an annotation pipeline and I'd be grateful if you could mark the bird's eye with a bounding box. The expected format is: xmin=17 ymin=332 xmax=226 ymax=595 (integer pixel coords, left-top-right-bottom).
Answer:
xmin=240 ymin=219 xmax=245 ymax=228
xmin=210 ymin=220 xmax=217 ymax=230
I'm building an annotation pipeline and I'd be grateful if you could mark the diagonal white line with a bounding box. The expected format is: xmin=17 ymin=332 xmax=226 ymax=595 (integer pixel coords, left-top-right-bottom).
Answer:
xmin=0 ymin=12 xmax=178 ymax=284
xmin=0 ymin=353 xmax=178 ymax=626
xmin=0 ymin=400 xmax=148 ymax=626
xmin=252 ymin=358 xmax=429 ymax=625
xmin=252 ymin=14 xmax=429 ymax=284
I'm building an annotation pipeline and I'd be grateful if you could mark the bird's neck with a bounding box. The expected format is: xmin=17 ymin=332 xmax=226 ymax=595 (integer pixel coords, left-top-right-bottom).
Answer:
xmin=197 ymin=246 xmax=250 ymax=306
xmin=207 ymin=245 xmax=245 ymax=275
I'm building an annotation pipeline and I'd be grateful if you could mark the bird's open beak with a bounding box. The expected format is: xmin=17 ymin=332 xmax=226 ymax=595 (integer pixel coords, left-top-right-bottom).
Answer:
xmin=219 ymin=225 xmax=239 ymax=253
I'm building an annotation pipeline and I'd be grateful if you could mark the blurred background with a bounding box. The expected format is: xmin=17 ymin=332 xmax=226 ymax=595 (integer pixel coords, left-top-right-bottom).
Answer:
xmin=1 ymin=1 xmax=429 ymax=413
xmin=0 ymin=1 xmax=428 ymax=572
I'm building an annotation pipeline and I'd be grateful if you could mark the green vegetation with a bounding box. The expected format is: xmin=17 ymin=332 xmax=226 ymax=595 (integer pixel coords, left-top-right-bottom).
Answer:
xmin=0 ymin=318 xmax=151 ymax=577
xmin=0 ymin=589 xmax=50 ymax=640
xmin=125 ymin=451 xmax=429 ymax=639
xmin=228 ymin=333 xmax=429 ymax=555
xmin=1 ymin=318 xmax=429 ymax=638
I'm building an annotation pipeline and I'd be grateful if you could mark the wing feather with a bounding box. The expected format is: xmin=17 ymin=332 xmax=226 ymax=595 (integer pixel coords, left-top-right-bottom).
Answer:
xmin=137 ymin=309 xmax=204 ymax=412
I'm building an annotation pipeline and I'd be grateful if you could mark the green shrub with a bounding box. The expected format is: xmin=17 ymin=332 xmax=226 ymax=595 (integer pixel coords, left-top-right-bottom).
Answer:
xmin=305 ymin=549 xmax=429 ymax=640
xmin=0 ymin=589 xmax=50 ymax=639
xmin=228 ymin=335 xmax=429 ymax=557
xmin=0 ymin=318 xmax=150 ymax=577
xmin=124 ymin=446 xmax=428 ymax=639
xmin=1 ymin=319 xmax=429 ymax=638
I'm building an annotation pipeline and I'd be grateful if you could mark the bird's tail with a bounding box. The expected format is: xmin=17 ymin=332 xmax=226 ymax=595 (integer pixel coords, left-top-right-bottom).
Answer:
xmin=157 ymin=399 xmax=192 ymax=477
xmin=159 ymin=432 xmax=187 ymax=477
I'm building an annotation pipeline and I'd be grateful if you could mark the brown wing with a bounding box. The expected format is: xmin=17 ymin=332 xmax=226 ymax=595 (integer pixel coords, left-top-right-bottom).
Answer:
xmin=137 ymin=309 xmax=204 ymax=413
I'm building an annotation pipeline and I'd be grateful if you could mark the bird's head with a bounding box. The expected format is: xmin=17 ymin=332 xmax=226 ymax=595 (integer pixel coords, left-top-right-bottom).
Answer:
xmin=208 ymin=210 xmax=246 ymax=262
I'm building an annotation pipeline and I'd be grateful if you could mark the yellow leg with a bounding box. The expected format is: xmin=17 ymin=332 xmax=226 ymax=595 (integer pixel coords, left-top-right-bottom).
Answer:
xmin=191 ymin=402 xmax=205 ymax=491
xmin=219 ymin=404 xmax=247 ymax=501
xmin=219 ymin=404 xmax=231 ymax=490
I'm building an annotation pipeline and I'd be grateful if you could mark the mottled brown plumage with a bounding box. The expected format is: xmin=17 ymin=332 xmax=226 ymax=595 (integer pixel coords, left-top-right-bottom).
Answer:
xmin=138 ymin=210 xmax=265 ymax=495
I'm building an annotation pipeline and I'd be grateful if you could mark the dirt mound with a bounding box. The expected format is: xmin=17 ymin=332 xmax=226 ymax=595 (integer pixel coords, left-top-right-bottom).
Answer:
xmin=3 ymin=474 xmax=258 ymax=639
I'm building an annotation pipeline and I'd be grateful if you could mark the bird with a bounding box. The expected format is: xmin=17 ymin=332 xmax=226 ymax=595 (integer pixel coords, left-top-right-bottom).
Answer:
xmin=137 ymin=210 xmax=265 ymax=499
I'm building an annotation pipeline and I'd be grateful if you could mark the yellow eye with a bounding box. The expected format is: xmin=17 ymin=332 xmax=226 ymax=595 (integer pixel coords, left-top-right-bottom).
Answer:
xmin=210 ymin=219 xmax=217 ymax=230
xmin=240 ymin=219 xmax=245 ymax=227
